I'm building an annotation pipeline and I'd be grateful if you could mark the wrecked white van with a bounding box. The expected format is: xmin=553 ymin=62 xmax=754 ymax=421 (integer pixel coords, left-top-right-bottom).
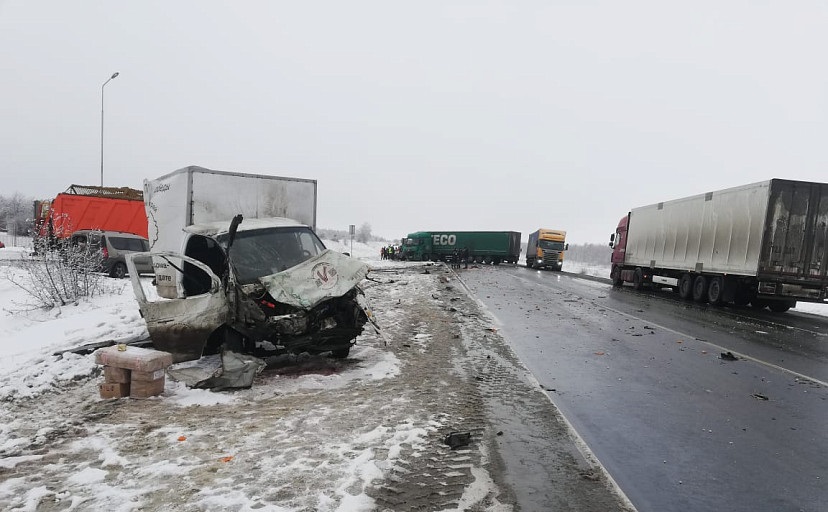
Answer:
xmin=126 ymin=167 xmax=372 ymax=369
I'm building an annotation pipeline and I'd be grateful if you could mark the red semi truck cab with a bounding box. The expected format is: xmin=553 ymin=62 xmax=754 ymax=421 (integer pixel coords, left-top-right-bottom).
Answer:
xmin=609 ymin=215 xmax=628 ymax=268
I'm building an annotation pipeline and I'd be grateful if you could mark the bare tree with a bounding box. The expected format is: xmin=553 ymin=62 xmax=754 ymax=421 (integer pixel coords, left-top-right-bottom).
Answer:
xmin=4 ymin=240 xmax=117 ymax=310
xmin=0 ymin=193 xmax=34 ymax=237
xmin=356 ymin=222 xmax=372 ymax=243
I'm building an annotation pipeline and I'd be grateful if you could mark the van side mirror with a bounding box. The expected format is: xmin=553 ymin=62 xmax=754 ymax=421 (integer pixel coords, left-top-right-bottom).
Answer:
xmin=565 ymin=243 xmax=569 ymax=250
xmin=609 ymin=233 xmax=615 ymax=242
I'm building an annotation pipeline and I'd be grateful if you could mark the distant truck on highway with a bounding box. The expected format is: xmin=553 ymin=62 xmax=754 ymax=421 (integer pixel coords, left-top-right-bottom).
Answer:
xmin=525 ymin=229 xmax=568 ymax=270
xmin=125 ymin=166 xmax=371 ymax=369
xmin=401 ymin=231 xmax=522 ymax=264
xmin=609 ymin=179 xmax=828 ymax=312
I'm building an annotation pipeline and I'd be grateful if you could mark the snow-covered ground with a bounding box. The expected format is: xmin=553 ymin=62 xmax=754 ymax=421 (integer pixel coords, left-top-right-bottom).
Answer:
xmin=0 ymin=238 xmax=433 ymax=510
xmin=0 ymin=235 xmax=824 ymax=510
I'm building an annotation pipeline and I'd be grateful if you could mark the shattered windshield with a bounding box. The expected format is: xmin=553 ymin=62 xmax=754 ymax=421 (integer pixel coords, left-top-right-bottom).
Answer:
xmin=218 ymin=227 xmax=326 ymax=284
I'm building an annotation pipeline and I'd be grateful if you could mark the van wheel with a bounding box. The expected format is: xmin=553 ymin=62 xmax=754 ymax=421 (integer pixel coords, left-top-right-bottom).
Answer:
xmin=330 ymin=346 xmax=351 ymax=359
xmin=110 ymin=262 xmax=127 ymax=279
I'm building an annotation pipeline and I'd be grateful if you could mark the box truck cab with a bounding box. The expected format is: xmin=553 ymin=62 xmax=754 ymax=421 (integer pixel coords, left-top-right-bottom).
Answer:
xmin=525 ymin=229 xmax=568 ymax=270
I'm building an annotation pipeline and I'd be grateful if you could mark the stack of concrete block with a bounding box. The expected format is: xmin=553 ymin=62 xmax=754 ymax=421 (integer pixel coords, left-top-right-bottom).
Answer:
xmin=95 ymin=345 xmax=173 ymax=399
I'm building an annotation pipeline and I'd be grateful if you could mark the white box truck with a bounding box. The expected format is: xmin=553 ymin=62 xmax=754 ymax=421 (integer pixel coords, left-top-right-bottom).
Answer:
xmin=126 ymin=166 xmax=372 ymax=371
xmin=609 ymin=179 xmax=828 ymax=312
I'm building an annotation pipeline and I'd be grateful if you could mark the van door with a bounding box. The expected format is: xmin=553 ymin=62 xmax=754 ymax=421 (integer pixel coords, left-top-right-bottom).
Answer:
xmin=126 ymin=252 xmax=229 ymax=362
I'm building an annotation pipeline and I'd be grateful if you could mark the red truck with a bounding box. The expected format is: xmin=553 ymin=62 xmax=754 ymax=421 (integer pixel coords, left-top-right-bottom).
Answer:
xmin=610 ymin=179 xmax=828 ymax=312
xmin=34 ymin=185 xmax=148 ymax=239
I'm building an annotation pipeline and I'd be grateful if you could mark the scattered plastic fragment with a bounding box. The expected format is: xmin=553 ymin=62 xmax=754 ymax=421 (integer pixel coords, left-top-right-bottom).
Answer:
xmin=220 ymin=456 xmax=234 ymax=463
xmin=177 ymin=435 xmax=187 ymax=442
xmin=720 ymin=351 xmax=738 ymax=361
xmin=752 ymin=393 xmax=769 ymax=400
xmin=594 ymin=351 xmax=605 ymax=356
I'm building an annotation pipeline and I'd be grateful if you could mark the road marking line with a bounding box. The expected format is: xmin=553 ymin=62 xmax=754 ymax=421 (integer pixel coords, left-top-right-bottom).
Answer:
xmin=522 ymin=368 xmax=640 ymax=512
xmin=560 ymin=272 xmax=828 ymax=338
xmin=456 ymin=270 xmax=639 ymax=510
xmin=506 ymin=269 xmax=827 ymax=385
xmin=595 ymin=301 xmax=828 ymax=388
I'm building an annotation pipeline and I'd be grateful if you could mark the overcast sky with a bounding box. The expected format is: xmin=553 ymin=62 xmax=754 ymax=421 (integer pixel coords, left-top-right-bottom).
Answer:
xmin=2 ymin=1 xmax=827 ymax=243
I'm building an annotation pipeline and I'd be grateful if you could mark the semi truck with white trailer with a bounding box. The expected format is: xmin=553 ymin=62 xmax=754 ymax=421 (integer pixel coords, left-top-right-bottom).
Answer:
xmin=609 ymin=179 xmax=828 ymax=312
xmin=126 ymin=166 xmax=372 ymax=369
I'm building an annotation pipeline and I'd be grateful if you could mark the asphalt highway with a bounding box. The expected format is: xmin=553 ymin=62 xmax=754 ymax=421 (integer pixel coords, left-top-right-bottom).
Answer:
xmin=460 ymin=265 xmax=827 ymax=512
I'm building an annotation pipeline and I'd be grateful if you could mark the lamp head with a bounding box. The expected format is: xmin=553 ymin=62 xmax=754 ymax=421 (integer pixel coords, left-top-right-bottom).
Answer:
xmin=111 ymin=72 xmax=119 ymax=79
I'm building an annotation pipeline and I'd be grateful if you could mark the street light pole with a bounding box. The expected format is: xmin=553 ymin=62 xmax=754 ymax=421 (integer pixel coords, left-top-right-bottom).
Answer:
xmin=100 ymin=72 xmax=119 ymax=187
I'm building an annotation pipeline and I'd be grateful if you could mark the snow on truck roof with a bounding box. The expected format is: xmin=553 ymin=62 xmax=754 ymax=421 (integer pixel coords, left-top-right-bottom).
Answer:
xmin=184 ymin=217 xmax=309 ymax=237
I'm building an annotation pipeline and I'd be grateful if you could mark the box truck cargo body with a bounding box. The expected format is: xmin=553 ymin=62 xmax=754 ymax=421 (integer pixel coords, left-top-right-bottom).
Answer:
xmin=143 ymin=166 xmax=318 ymax=299
xmin=525 ymin=229 xmax=568 ymax=270
xmin=126 ymin=166 xmax=371 ymax=368
xmin=609 ymin=179 xmax=828 ymax=312
xmin=35 ymin=185 xmax=148 ymax=239
xmin=401 ymin=231 xmax=521 ymax=264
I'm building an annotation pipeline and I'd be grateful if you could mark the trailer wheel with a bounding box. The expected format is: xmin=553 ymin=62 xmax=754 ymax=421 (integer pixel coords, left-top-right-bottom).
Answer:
xmin=692 ymin=275 xmax=709 ymax=303
xmin=733 ymin=287 xmax=752 ymax=306
xmin=751 ymin=298 xmax=768 ymax=310
xmin=768 ymin=301 xmax=793 ymax=313
xmin=707 ymin=277 xmax=725 ymax=305
xmin=678 ymin=274 xmax=693 ymax=299
xmin=632 ymin=268 xmax=645 ymax=290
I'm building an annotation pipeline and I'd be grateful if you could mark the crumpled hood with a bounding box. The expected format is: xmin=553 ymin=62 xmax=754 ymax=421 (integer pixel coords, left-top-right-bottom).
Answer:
xmin=258 ymin=249 xmax=369 ymax=309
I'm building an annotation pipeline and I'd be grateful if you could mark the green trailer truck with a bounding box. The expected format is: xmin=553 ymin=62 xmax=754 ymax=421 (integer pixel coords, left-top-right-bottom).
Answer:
xmin=401 ymin=231 xmax=522 ymax=264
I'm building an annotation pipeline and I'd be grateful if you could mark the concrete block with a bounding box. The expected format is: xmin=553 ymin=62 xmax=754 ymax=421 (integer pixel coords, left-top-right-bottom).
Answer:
xmin=103 ymin=366 xmax=131 ymax=384
xmin=95 ymin=345 xmax=173 ymax=372
xmin=99 ymin=382 xmax=130 ymax=399
xmin=130 ymin=377 xmax=165 ymax=399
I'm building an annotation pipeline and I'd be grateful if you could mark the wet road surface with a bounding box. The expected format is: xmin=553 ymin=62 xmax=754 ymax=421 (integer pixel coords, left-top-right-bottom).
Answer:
xmin=460 ymin=265 xmax=827 ymax=512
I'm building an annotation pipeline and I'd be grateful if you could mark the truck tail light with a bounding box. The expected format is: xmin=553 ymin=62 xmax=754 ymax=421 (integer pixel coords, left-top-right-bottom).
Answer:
xmin=102 ymin=247 xmax=109 ymax=259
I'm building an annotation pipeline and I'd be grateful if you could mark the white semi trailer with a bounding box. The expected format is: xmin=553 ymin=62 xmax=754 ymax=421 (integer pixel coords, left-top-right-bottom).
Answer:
xmin=609 ymin=179 xmax=828 ymax=312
